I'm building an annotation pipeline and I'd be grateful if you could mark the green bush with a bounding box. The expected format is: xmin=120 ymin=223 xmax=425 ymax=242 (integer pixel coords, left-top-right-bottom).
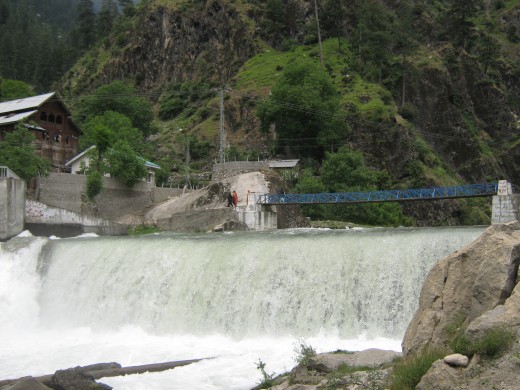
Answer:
xmin=159 ymin=97 xmax=186 ymax=120
xmin=128 ymin=224 xmax=160 ymax=235
xmin=293 ymin=339 xmax=317 ymax=366
xmin=399 ymin=102 xmax=418 ymax=121
xmin=86 ymin=171 xmax=103 ymax=200
xmin=450 ymin=327 xmax=516 ymax=358
xmin=389 ymin=347 xmax=447 ymax=390
xmin=255 ymin=359 xmax=275 ymax=389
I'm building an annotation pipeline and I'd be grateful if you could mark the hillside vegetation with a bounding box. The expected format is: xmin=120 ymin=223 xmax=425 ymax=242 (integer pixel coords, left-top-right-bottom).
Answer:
xmin=2 ymin=0 xmax=520 ymax=226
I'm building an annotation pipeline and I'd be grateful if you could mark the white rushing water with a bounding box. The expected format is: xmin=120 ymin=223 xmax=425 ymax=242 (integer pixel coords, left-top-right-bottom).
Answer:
xmin=0 ymin=226 xmax=485 ymax=389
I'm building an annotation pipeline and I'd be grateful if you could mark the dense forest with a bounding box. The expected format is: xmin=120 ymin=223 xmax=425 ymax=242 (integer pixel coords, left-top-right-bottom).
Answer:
xmin=0 ymin=0 xmax=134 ymax=91
xmin=1 ymin=0 xmax=519 ymax=227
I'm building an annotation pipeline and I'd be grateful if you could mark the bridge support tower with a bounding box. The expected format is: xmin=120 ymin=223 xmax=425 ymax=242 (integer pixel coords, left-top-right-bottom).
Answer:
xmin=492 ymin=180 xmax=520 ymax=224
xmin=0 ymin=167 xmax=26 ymax=240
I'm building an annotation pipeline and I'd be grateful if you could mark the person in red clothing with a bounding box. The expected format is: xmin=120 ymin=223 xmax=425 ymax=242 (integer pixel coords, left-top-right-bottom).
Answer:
xmin=232 ymin=190 xmax=238 ymax=208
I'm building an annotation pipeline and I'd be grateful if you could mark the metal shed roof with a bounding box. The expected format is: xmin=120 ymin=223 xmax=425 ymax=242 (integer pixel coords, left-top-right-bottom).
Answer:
xmin=268 ymin=159 xmax=300 ymax=168
xmin=0 ymin=110 xmax=37 ymax=125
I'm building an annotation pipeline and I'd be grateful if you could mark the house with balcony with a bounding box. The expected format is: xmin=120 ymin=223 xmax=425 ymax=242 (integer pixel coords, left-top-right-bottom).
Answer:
xmin=0 ymin=92 xmax=82 ymax=170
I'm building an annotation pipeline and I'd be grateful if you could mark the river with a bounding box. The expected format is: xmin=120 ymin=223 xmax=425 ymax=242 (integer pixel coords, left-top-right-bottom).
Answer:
xmin=0 ymin=226 xmax=486 ymax=389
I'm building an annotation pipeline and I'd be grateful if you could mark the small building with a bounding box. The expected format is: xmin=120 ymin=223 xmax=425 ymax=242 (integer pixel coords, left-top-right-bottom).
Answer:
xmin=65 ymin=146 xmax=160 ymax=186
xmin=268 ymin=159 xmax=300 ymax=180
xmin=267 ymin=159 xmax=300 ymax=170
xmin=0 ymin=92 xmax=82 ymax=170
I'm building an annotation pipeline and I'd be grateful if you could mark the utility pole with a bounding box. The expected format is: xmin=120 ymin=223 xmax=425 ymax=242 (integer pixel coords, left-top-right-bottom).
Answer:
xmin=185 ymin=137 xmax=191 ymax=187
xmin=219 ymin=88 xmax=226 ymax=163
xmin=314 ymin=0 xmax=324 ymax=68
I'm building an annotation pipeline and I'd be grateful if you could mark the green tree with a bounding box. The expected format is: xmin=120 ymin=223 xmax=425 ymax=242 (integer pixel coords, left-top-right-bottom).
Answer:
xmin=86 ymin=170 xmax=103 ymax=200
xmin=476 ymin=33 xmax=500 ymax=74
xmin=0 ymin=79 xmax=34 ymax=99
xmin=295 ymin=168 xmax=327 ymax=220
xmin=97 ymin=0 xmax=118 ymax=38
xmin=77 ymin=0 xmax=96 ymax=50
xmin=319 ymin=147 xmax=410 ymax=226
xmin=0 ymin=124 xmax=51 ymax=180
xmin=261 ymin=0 xmax=287 ymax=47
xmin=441 ymin=0 xmax=482 ymax=50
xmin=320 ymin=147 xmax=382 ymax=191
xmin=352 ymin=0 xmax=394 ymax=83
xmin=322 ymin=0 xmax=348 ymax=51
xmin=106 ymin=140 xmax=147 ymax=187
xmin=80 ymin=111 xmax=145 ymax=154
xmin=257 ymin=59 xmax=346 ymax=159
xmin=78 ymin=81 xmax=155 ymax=137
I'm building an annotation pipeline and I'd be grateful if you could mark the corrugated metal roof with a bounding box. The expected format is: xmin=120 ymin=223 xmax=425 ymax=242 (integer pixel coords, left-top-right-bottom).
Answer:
xmin=268 ymin=159 xmax=300 ymax=168
xmin=0 ymin=110 xmax=37 ymax=125
xmin=0 ymin=92 xmax=55 ymax=115
xmin=144 ymin=161 xmax=161 ymax=170
xmin=65 ymin=145 xmax=95 ymax=166
xmin=65 ymin=145 xmax=161 ymax=171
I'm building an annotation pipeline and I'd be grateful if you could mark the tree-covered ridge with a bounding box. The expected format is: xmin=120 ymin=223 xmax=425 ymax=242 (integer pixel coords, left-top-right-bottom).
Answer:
xmin=1 ymin=0 xmax=519 ymax=226
xmin=0 ymin=0 xmax=137 ymax=92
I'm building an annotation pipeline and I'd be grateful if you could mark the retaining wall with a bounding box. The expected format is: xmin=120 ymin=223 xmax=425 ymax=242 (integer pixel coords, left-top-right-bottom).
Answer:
xmin=26 ymin=200 xmax=128 ymax=236
xmin=36 ymin=173 xmax=183 ymax=221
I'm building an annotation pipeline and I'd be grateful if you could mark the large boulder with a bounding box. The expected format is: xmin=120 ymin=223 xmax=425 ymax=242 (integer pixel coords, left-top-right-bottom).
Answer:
xmin=402 ymin=222 xmax=520 ymax=355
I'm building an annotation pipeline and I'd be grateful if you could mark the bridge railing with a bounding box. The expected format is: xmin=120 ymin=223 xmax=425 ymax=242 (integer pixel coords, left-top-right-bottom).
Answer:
xmin=0 ymin=166 xmax=21 ymax=180
xmin=257 ymin=182 xmax=499 ymax=205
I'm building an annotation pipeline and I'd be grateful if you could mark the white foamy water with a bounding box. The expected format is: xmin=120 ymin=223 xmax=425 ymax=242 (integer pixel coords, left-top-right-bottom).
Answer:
xmin=0 ymin=227 xmax=485 ymax=389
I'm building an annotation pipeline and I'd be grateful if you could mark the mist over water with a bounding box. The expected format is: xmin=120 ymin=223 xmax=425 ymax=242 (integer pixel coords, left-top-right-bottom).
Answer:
xmin=0 ymin=227 xmax=485 ymax=389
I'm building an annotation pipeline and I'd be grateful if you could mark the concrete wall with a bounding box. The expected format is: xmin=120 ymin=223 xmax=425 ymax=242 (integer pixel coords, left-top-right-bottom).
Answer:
xmin=212 ymin=161 xmax=269 ymax=181
xmin=36 ymin=173 xmax=182 ymax=221
xmin=236 ymin=191 xmax=277 ymax=230
xmin=26 ymin=200 xmax=128 ymax=236
xmin=36 ymin=173 xmax=85 ymax=213
xmin=0 ymin=177 xmax=26 ymax=240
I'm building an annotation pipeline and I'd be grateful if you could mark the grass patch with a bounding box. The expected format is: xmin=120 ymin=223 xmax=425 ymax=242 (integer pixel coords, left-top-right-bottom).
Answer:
xmin=128 ymin=224 xmax=160 ymax=235
xmin=449 ymin=327 xmax=516 ymax=358
xmin=389 ymin=347 xmax=447 ymax=390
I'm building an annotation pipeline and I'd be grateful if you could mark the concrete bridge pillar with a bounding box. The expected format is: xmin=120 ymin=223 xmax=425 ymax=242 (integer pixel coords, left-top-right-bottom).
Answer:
xmin=236 ymin=191 xmax=277 ymax=230
xmin=0 ymin=167 xmax=26 ymax=240
xmin=492 ymin=180 xmax=519 ymax=224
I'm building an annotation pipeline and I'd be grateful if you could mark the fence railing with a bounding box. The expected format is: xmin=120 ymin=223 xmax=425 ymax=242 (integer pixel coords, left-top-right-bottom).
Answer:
xmin=257 ymin=182 xmax=500 ymax=205
xmin=0 ymin=166 xmax=21 ymax=180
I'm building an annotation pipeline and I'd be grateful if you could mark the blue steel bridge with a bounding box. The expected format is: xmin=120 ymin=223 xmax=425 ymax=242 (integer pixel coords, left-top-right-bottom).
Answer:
xmin=257 ymin=182 xmax=500 ymax=205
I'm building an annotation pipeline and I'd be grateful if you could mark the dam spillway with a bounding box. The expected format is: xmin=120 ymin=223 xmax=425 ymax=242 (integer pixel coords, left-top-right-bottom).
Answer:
xmin=0 ymin=226 xmax=486 ymax=389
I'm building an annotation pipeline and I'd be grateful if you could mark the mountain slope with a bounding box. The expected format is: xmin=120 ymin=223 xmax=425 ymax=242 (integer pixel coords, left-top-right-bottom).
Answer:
xmin=58 ymin=0 xmax=520 ymax=225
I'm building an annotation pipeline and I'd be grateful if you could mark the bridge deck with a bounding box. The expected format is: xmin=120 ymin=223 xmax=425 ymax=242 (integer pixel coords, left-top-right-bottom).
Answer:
xmin=257 ymin=182 xmax=499 ymax=205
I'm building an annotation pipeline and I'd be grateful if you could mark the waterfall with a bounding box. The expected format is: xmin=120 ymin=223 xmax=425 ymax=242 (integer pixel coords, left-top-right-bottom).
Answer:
xmin=0 ymin=227 xmax=485 ymax=389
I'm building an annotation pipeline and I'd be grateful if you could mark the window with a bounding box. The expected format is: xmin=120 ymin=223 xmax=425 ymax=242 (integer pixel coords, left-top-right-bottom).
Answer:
xmin=40 ymin=112 xmax=47 ymax=121
xmin=48 ymin=114 xmax=55 ymax=122
xmin=56 ymin=115 xmax=62 ymax=124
